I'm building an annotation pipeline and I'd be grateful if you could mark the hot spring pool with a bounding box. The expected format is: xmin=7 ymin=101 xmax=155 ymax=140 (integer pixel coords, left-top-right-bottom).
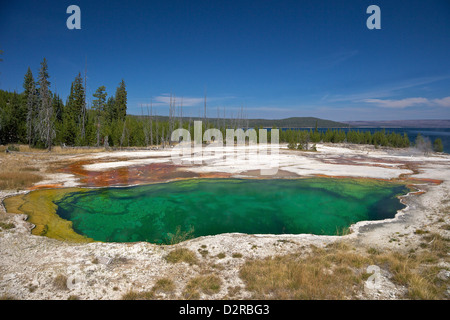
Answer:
xmin=46 ymin=178 xmax=409 ymax=243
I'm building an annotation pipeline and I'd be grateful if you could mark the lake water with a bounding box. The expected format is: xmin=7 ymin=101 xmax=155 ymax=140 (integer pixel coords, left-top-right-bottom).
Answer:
xmin=54 ymin=178 xmax=408 ymax=244
xmin=395 ymin=128 xmax=450 ymax=153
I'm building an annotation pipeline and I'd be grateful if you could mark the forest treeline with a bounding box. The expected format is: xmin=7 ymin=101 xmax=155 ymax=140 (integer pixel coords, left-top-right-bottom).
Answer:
xmin=0 ymin=58 xmax=129 ymax=149
xmin=0 ymin=58 xmax=444 ymax=153
xmin=284 ymin=126 xmax=443 ymax=153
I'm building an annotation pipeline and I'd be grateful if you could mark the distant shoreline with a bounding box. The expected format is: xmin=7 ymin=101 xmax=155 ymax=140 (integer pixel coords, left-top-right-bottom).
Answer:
xmin=343 ymin=120 xmax=450 ymax=128
xmin=129 ymin=115 xmax=450 ymax=129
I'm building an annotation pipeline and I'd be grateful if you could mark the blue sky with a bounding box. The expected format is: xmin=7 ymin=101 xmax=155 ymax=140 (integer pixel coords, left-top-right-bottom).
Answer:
xmin=1 ymin=0 xmax=449 ymax=121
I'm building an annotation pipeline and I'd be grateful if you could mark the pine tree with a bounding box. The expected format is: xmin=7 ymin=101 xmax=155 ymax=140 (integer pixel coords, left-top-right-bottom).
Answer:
xmin=52 ymin=93 xmax=65 ymax=144
xmin=0 ymin=49 xmax=3 ymax=80
xmin=52 ymin=93 xmax=64 ymax=123
xmin=1 ymin=91 xmax=23 ymax=143
xmin=23 ymin=67 xmax=38 ymax=146
xmin=364 ymin=131 xmax=372 ymax=145
xmin=65 ymin=73 xmax=85 ymax=145
xmin=402 ymin=133 xmax=410 ymax=148
xmin=148 ymin=101 xmax=153 ymax=146
xmin=37 ymin=58 xmax=55 ymax=150
xmin=433 ymin=138 xmax=443 ymax=152
xmin=63 ymin=83 xmax=76 ymax=145
xmin=105 ymin=96 xmax=116 ymax=123
xmin=92 ymin=86 xmax=107 ymax=146
xmin=114 ymin=79 xmax=127 ymax=122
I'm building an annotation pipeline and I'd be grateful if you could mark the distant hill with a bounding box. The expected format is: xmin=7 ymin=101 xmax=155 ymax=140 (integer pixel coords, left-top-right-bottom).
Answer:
xmin=246 ymin=117 xmax=348 ymax=128
xmin=132 ymin=115 xmax=348 ymax=128
xmin=343 ymin=119 xmax=450 ymax=128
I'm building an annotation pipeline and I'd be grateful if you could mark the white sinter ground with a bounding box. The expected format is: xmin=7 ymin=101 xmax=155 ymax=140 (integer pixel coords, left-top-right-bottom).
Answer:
xmin=1 ymin=143 xmax=449 ymax=299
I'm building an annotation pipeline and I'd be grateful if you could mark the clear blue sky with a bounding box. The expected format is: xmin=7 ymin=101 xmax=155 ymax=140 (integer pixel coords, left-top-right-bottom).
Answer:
xmin=1 ymin=0 xmax=449 ymax=121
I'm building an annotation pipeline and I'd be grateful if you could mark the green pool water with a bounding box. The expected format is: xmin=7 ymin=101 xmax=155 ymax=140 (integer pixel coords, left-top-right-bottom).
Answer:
xmin=54 ymin=178 xmax=409 ymax=243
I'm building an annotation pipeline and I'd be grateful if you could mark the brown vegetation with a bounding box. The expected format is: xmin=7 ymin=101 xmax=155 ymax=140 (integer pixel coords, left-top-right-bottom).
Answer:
xmin=0 ymin=144 xmax=105 ymax=191
xmin=0 ymin=152 xmax=42 ymax=190
xmin=240 ymin=238 xmax=449 ymax=300
xmin=164 ymin=248 xmax=198 ymax=265
xmin=121 ymin=278 xmax=176 ymax=300
xmin=182 ymin=274 xmax=222 ymax=299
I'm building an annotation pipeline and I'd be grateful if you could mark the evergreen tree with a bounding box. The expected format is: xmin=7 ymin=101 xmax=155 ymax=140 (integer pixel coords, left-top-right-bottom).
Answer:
xmin=433 ymin=138 xmax=444 ymax=152
xmin=84 ymin=109 xmax=96 ymax=146
xmin=52 ymin=93 xmax=64 ymax=123
xmin=105 ymin=96 xmax=116 ymax=123
xmin=63 ymin=83 xmax=77 ymax=145
xmin=364 ymin=131 xmax=372 ymax=144
xmin=298 ymin=130 xmax=309 ymax=150
xmin=114 ymin=79 xmax=127 ymax=122
xmin=52 ymin=93 xmax=65 ymax=144
xmin=402 ymin=133 xmax=410 ymax=148
xmin=37 ymin=58 xmax=55 ymax=150
xmin=64 ymin=73 xmax=85 ymax=145
xmin=23 ymin=67 xmax=38 ymax=146
xmin=0 ymin=91 xmax=23 ymax=144
xmin=92 ymin=86 xmax=107 ymax=146
xmin=0 ymin=49 xmax=3 ymax=80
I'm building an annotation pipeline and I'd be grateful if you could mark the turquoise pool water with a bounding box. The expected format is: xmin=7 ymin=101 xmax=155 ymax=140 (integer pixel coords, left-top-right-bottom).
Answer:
xmin=54 ymin=178 xmax=408 ymax=243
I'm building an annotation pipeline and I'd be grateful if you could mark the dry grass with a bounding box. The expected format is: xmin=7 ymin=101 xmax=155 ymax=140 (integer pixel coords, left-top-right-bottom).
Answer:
xmin=152 ymin=278 xmax=176 ymax=294
xmin=182 ymin=274 xmax=222 ymax=299
xmin=240 ymin=239 xmax=449 ymax=300
xmin=373 ymin=250 xmax=447 ymax=299
xmin=0 ymin=153 xmax=42 ymax=190
xmin=0 ymin=144 xmax=105 ymax=154
xmin=384 ymin=232 xmax=448 ymax=299
xmin=421 ymin=233 xmax=449 ymax=258
xmin=0 ymin=144 xmax=107 ymax=191
xmin=121 ymin=278 xmax=176 ymax=300
xmin=164 ymin=248 xmax=198 ymax=265
xmin=216 ymin=252 xmax=226 ymax=259
xmin=240 ymin=243 xmax=369 ymax=300
xmin=53 ymin=274 xmax=68 ymax=291
xmin=49 ymin=146 xmax=106 ymax=155
xmin=0 ymin=221 xmax=15 ymax=230
xmin=121 ymin=290 xmax=155 ymax=300
xmin=0 ymin=171 xmax=42 ymax=190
